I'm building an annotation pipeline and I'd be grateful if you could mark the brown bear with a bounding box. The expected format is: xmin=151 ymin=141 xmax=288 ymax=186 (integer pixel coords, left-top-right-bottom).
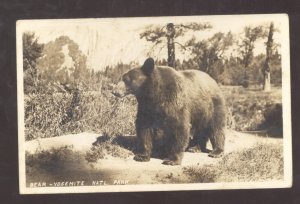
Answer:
xmin=122 ymin=58 xmax=226 ymax=165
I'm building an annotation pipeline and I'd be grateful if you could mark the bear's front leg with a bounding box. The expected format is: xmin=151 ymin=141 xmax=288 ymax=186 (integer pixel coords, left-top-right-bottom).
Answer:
xmin=134 ymin=128 xmax=153 ymax=162
xmin=162 ymin=152 xmax=184 ymax=166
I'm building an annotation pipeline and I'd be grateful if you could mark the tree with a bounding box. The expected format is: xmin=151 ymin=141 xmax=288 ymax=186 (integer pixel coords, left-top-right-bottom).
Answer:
xmin=140 ymin=22 xmax=212 ymax=69
xmin=22 ymin=32 xmax=44 ymax=92
xmin=263 ymin=22 xmax=274 ymax=92
xmin=238 ymin=26 xmax=266 ymax=87
xmin=269 ymin=51 xmax=282 ymax=85
xmin=36 ymin=36 xmax=89 ymax=85
xmin=23 ymin=32 xmax=44 ymax=72
xmin=185 ymin=32 xmax=234 ymax=80
xmin=166 ymin=23 xmax=176 ymax=68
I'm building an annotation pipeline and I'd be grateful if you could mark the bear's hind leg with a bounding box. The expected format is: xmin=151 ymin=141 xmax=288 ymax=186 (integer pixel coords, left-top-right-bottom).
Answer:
xmin=208 ymin=97 xmax=226 ymax=158
xmin=162 ymin=124 xmax=190 ymax=165
xmin=208 ymin=128 xmax=225 ymax=158
xmin=187 ymin=128 xmax=210 ymax=153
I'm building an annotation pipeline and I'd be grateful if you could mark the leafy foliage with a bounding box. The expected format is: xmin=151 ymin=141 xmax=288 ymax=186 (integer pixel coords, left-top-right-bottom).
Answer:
xmin=85 ymin=140 xmax=134 ymax=163
xmin=36 ymin=36 xmax=89 ymax=85
xmin=185 ymin=32 xmax=234 ymax=80
xmin=23 ymin=32 xmax=44 ymax=72
xmin=141 ymin=22 xmax=281 ymax=87
xmin=22 ymin=32 xmax=44 ymax=93
xmin=23 ymin=27 xmax=283 ymax=142
xmin=24 ymin=81 xmax=137 ymax=141
xmin=140 ymin=22 xmax=212 ymax=63
xmin=26 ymin=146 xmax=76 ymax=172
xmin=222 ymin=86 xmax=282 ymax=135
xmin=140 ymin=22 xmax=212 ymax=42
xmin=238 ymin=26 xmax=267 ymax=69
xmin=103 ymin=63 xmax=132 ymax=83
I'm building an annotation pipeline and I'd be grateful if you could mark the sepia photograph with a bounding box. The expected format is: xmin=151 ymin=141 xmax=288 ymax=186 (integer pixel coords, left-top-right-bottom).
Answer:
xmin=17 ymin=14 xmax=292 ymax=194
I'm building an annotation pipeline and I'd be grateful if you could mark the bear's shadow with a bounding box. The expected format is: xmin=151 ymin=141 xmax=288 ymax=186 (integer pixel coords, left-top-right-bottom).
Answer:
xmin=92 ymin=135 xmax=167 ymax=159
xmin=92 ymin=135 xmax=209 ymax=159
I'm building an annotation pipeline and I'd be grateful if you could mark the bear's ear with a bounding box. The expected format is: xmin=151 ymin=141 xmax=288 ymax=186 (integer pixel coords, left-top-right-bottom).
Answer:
xmin=142 ymin=57 xmax=155 ymax=75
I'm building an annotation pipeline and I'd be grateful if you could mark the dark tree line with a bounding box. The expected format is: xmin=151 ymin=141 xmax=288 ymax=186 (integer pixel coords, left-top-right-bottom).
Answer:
xmin=263 ymin=23 xmax=275 ymax=91
xmin=140 ymin=22 xmax=212 ymax=68
xmin=141 ymin=22 xmax=280 ymax=89
xmin=23 ymin=32 xmax=44 ymax=92
xmin=22 ymin=22 xmax=281 ymax=94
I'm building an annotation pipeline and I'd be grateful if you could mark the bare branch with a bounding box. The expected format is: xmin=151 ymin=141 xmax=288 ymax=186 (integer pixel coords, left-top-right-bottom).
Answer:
xmin=174 ymin=42 xmax=187 ymax=50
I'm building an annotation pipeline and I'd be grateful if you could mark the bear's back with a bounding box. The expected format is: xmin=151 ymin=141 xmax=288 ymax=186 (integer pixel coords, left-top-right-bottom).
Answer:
xmin=154 ymin=66 xmax=222 ymax=97
xmin=179 ymin=69 xmax=222 ymax=95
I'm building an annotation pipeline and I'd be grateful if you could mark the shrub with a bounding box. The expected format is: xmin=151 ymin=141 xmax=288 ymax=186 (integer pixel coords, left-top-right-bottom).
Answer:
xmin=258 ymin=103 xmax=283 ymax=137
xmin=24 ymin=80 xmax=137 ymax=141
xmin=24 ymin=71 xmax=282 ymax=141
xmin=222 ymin=86 xmax=282 ymax=136
xmin=26 ymin=145 xmax=79 ymax=175
xmin=24 ymin=91 xmax=72 ymax=140
xmin=184 ymin=143 xmax=283 ymax=182
xmin=85 ymin=139 xmax=134 ymax=163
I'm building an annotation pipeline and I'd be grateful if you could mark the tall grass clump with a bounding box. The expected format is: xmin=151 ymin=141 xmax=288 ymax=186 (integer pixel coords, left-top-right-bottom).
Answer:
xmin=24 ymin=79 xmax=137 ymax=141
xmin=184 ymin=143 xmax=283 ymax=183
xmin=85 ymin=141 xmax=134 ymax=163
xmin=26 ymin=145 xmax=80 ymax=175
xmin=85 ymin=134 xmax=136 ymax=162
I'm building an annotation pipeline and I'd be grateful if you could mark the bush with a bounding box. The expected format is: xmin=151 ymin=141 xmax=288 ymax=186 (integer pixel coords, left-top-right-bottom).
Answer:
xmin=258 ymin=103 xmax=283 ymax=137
xmin=26 ymin=145 xmax=79 ymax=175
xmin=222 ymin=86 xmax=282 ymax=136
xmin=85 ymin=140 xmax=134 ymax=163
xmin=184 ymin=143 xmax=283 ymax=182
xmin=25 ymin=82 xmax=282 ymax=140
xmin=24 ymin=91 xmax=72 ymax=140
xmin=24 ymin=79 xmax=137 ymax=141
xmin=85 ymin=134 xmax=136 ymax=162
xmin=25 ymin=145 xmax=105 ymax=184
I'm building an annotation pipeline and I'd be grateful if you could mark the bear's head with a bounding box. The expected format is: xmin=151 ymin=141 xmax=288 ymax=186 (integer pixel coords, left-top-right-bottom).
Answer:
xmin=122 ymin=58 xmax=155 ymax=96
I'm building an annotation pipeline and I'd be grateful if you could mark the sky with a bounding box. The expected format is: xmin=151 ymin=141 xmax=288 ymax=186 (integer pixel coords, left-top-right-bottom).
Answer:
xmin=17 ymin=14 xmax=288 ymax=71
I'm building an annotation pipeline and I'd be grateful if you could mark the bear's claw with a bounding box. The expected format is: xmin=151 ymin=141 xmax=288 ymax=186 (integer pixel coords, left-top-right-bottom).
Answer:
xmin=187 ymin=146 xmax=212 ymax=153
xmin=208 ymin=149 xmax=224 ymax=158
xmin=162 ymin=159 xmax=181 ymax=166
xmin=187 ymin=146 xmax=201 ymax=153
xmin=134 ymin=154 xmax=150 ymax=162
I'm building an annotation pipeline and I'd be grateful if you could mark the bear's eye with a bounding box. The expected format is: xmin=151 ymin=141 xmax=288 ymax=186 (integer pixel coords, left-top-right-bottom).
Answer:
xmin=123 ymin=75 xmax=131 ymax=85
xmin=131 ymin=79 xmax=137 ymax=85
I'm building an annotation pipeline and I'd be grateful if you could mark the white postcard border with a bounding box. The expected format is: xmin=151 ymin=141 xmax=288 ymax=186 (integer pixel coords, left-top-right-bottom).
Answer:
xmin=17 ymin=14 xmax=292 ymax=194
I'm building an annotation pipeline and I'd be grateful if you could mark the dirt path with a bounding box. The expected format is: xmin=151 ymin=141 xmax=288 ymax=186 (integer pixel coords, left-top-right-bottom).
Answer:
xmin=25 ymin=130 xmax=282 ymax=185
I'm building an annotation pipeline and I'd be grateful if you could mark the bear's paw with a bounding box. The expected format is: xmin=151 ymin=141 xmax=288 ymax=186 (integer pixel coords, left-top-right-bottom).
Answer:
xmin=133 ymin=154 xmax=150 ymax=162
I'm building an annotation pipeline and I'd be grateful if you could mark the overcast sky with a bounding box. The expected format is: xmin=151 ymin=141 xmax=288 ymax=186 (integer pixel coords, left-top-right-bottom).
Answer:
xmin=17 ymin=14 xmax=287 ymax=71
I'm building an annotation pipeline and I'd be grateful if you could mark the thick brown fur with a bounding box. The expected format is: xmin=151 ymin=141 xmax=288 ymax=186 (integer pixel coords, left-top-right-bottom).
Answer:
xmin=122 ymin=58 xmax=226 ymax=165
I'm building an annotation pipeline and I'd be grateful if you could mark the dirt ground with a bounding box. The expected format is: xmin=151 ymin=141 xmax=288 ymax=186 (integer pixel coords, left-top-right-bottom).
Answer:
xmin=25 ymin=130 xmax=282 ymax=186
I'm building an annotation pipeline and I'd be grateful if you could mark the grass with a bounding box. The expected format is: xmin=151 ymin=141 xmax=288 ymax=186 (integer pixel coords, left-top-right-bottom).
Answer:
xmin=222 ymin=86 xmax=282 ymax=135
xmin=23 ymin=82 xmax=284 ymax=185
xmin=25 ymin=140 xmax=284 ymax=185
xmin=24 ymin=81 xmax=282 ymax=141
xmin=183 ymin=142 xmax=284 ymax=183
xmin=24 ymin=81 xmax=137 ymax=141
xmin=85 ymin=140 xmax=134 ymax=163
xmin=25 ymin=145 xmax=118 ymax=186
xmin=26 ymin=145 xmax=80 ymax=177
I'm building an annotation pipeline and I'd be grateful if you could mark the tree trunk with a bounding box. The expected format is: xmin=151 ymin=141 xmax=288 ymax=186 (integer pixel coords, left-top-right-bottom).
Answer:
xmin=263 ymin=22 xmax=274 ymax=92
xmin=264 ymin=70 xmax=271 ymax=91
xmin=166 ymin=23 xmax=176 ymax=68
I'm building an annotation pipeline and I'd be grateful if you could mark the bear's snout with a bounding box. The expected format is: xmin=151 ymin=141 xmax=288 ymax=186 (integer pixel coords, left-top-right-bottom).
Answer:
xmin=121 ymin=74 xmax=135 ymax=95
xmin=122 ymin=74 xmax=131 ymax=86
